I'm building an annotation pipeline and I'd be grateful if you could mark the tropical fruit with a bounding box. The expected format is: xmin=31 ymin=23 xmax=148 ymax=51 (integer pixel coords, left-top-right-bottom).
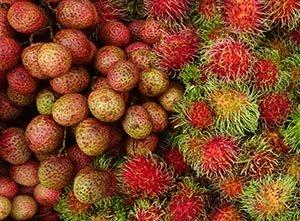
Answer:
xmin=10 ymin=160 xmax=40 ymax=186
xmin=0 ymin=196 xmax=11 ymax=220
xmin=100 ymin=21 xmax=131 ymax=47
xmin=0 ymin=36 xmax=21 ymax=71
xmin=10 ymin=195 xmax=38 ymax=220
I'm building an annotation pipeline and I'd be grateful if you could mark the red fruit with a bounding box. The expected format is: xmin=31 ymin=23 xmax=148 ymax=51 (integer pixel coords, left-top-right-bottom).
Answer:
xmin=7 ymin=65 xmax=37 ymax=95
xmin=154 ymin=28 xmax=200 ymax=71
xmin=128 ymin=20 xmax=145 ymax=40
xmin=40 ymin=212 xmax=60 ymax=221
xmin=209 ymin=204 xmax=242 ymax=221
xmin=0 ymin=36 xmax=21 ymax=71
xmin=126 ymin=133 xmax=159 ymax=156
xmin=33 ymin=184 xmax=60 ymax=206
xmin=219 ymin=176 xmax=244 ymax=199
xmin=289 ymin=28 xmax=300 ymax=46
xmin=125 ymin=42 xmax=151 ymax=57
xmin=0 ymin=127 xmax=31 ymax=165
xmin=7 ymin=86 xmax=36 ymax=107
xmin=94 ymin=0 xmax=126 ymax=23
xmin=206 ymin=38 xmax=253 ymax=80
xmin=94 ymin=45 xmax=126 ymax=75
xmin=7 ymin=1 xmax=46 ymax=34
xmin=142 ymin=102 xmax=168 ymax=133
xmin=118 ymin=155 xmax=174 ymax=198
xmin=0 ymin=92 xmax=22 ymax=121
xmin=129 ymin=49 xmax=155 ymax=71
xmin=0 ymin=176 xmax=18 ymax=200
xmin=25 ymin=115 xmax=64 ymax=154
xmin=37 ymin=43 xmax=72 ymax=78
xmin=107 ymin=60 xmax=139 ymax=92
xmin=100 ymin=21 xmax=131 ymax=47
xmin=50 ymin=66 xmax=90 ymax=94
xmin=140 ymin=19 xmax=165 ymax=45
xmin=10 ymin=195 xmax=38 ymax=220
xmin=54 ymin=29 xmax=92 ymax=65
xmin=56 ymin=0 xmax=98 ymax=29
xmin=66 ymin=145 xmax=92 ymax=173
xmin=162 ymin=148 xmax=188 ymax=175
xmin=265 ymin=131 xmax=290 ymax=154
xmin=259 ymin=93 xmax=291 ymax=127
xmin=202 ymin=136 xmax=238 ymax=177
xmin=0 ymin=8 xmax=14 ymax=37
xmin=253 ymin=59 xmax=279 ymax=89
xmin=187 ymin=101 xmax=213 ymax=129
xmin=10 ymin=160 xmax=39 ymax=186
xmin=133 ymin=201 xmax=163 ymax=221
xmin=87 ymin=40 xmax=97 ymax=62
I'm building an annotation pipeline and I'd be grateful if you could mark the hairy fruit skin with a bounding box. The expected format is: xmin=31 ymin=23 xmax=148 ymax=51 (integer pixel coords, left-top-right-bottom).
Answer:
xmin=33 ymin=184 xmax=61 ymax=206
xmin=10 ymin=195 xmax=38 ymax=220
xmin=163 ymin=148 xmax=188 ymax=175
xmin=253 ymin=59 xmax=280 ymax=89
xmin=0 ymin=37 xmax=21 ymax=71
xmin=209 ymin=204 xmax=243 ymax=221
xmin=100 ymin=21 xmax=131 ymax=47
xmin=187 ymin=101 xmax=213 ymax=130
xmin=10 ymin=160 xmax=39 ymax=187
xmin=0 ymin=177 xmax=18 ymax=200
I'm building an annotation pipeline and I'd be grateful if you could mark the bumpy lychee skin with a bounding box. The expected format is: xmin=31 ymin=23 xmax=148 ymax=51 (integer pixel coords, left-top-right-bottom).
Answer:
xmin=73 ymin=167 xmax=110 ymax=204
xmin=10 ymin=160 xmax=39 ymax=187
xmin=37 ymin=43 xmax=72 ymax=78
xmin=33 ymin=184 xmax=61 ymax=206
xmin=38 ymin=156 xmax=74 ymax=190
xmin=126 ymin=133 xmax=159 ymax=156
xmin=7 ymin=86 xmax=36 ymax=107
xmin=123 ymin=105 xmax=153 ymax=140
xmin=159 ymin=83 xmax=184 ymax=112
xmin=0 ymin=196 xmax=11 ymax=220
xmin=52 ymin=93 xmax=88 ymax=126
xmin=162 ymin=148 xmax=188 ymax=175
xmin=129 ymin=48 xmax=155 ymax=71
xmin=142 ymin=102 xmax=168 ymax=133
xmin=107 ymin=60 xmax=139 ymax=92
xmin=209 ymin=204 xmax=243 ymax=221
xmin=7 ymin=1 xmax=46 ymax=34
xmin=259 ymin=93 xmax=291 ymax=127
xmin=187 ymin=101 xmax=213 ymax=130
xmin=0 ymin=36 xmax=21 ymax=71
xmin=128 ymin=20 xmax=144 ymax=40
xmin=75 ymin=118 xmax=110 ymax=156
xmin=54 ymin=29 xmax=92 ymax=65
xmin=118 ymin=155 xmax=174 ymax=198
xmin=94 ymin=45 xmax=126 ymax=75
xmin=0 ymin=93 xmax=22 ymax=121
xmin=0 ymin=127 xmax=31 ymax=165
xmin=66 ymin=145 xmax=92 ymax=173
xmin=140 ymin=19 xmax=164 ymax=45
xmin=88 ymin=87 xmax=125 ymax=122
xmin=25 ymin=115 xmax=64 ymax=154
xmin=125 ymin=42 xmax=151 ymax=57
xmin=0 ymin=177 xmax=18 ymax=200
xmin=7 ymin=65 xmax=37 ymax=95
xmin=36 ymin=89 xmax=57 ymax=115
xmin=0 ymin=8 xmax=14 ymax=37
xmin=10 ymin=195 xmax=38 ymax=220
xmin=56 ymin=0 xmax=98 ymax=29
xmin=100 ymin=21 xmax=131 ymax=47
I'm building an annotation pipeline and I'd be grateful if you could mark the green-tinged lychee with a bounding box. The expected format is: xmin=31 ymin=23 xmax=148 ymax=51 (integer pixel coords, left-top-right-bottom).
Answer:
xmin=10 ymin=160 xmax=39 ymax=187
xmin=0 ymin=196 xmax=11 ymax=220
xmin=122 ymin=105 xmax=153 ymax=140
xmin=159 ymin=83 xmax=184 ymax=113
xmin=142 ymin=102 xmax=168 ymax=133
xmin=126 ymin=133 xmax=159 ymax=156
xmin=36 ymin=88 xmax=57 ymax=115
xmin=10 ymin=195 xmax=38 ymax=220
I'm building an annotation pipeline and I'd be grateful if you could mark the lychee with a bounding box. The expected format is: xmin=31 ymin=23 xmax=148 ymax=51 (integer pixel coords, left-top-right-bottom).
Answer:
xmin=0 ymin=196 xmax=11 ymax=220
xmin=126 ymin=133 xmax=159 ymax=156
xmin=0 ymin=177 xmax=18 ymax=200
xmin=142 ymin=102 xmax=168 ymax=133
xmin=10 ymin=195 xmax=38 ymax=220
xmin=36 ymin=88 xmax=57 ymax=115
xmin=10 ymin=160 xmax=39 ymax=187
xmin=0 ymin=36 xmax=21 ymax=71
xmin=33 ymin=184 xmax=61 ymax=206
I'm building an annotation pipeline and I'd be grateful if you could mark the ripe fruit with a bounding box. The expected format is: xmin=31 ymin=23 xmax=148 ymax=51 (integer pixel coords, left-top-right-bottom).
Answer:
xmin=131 ymin=199 xmax=163 ymax=221
xmin=0 ymin=36 xmax=21 ymax=71
xmin=107 ymin=60 xmax=139 ymax=92
xmin=209 ymin=204 xmax=243 ymax=221
xmin=10 ymin=195 xmax=38 ymax=220
xmin=25 ymin=115 xmax=64 ymax=154
xmin=88 ymin=87 xmax=125 ymax=122
xmin=94 ymin=46 xmax=126 ymax=76
xmin=186 ymin=100 xmax=213 ymax=130
xmin=7 ymin=86 xmax=36 ymax=107
xmin=10 ymin=160 xmax=39 ymax=186
xmin=7 ymin=1 xmax=46 ymax=34
xmin=37 ymin=43 xmax=72 ymax=78
xmin=36 ymin=89 xmax=57 ymax=115
xmin=162 ymin=148 xmax=188 ymax=175
xmin=138 ymin=69 xmax=169 ymax=97
xmin=0 ymin=8 xmax=14 ymax=37
xmin=0 ymin=127 xmax=31 ymax=165
xmin=38 ymin=156 xmax=74 ymax=190
xmin=73 ymin=167 xmax=110 ymax=204
xmin=66 ymin=145 xmax=92 ymax=173
xmin=94 ymin=0 xmax=127 ymax=23
xmin=0 ymin=177 xmax=18 ymax=200
xmin=52 ymin=93 xmax=88 ymax=126
xmin=0 ymin=196 xmax=11 ymax=220
xmin=128 ymin=20 xmax=144 ymax=40
xmin=125 ymin=41 xmax=151 ymax=57
xmin=140 ymin=19 xmax=164 ymax=45
xmin=7 ymin=65 xmax=37 ymax=95
xmin=33 ymin=184 xmax=60 ymax=206
xmin=218 ymin=175 xmax=244 ymax=199
xmin=0 ymin=92 xmax=22 ymax=121
xmin=117 ymin=155 xmax=174 ymax=198
xmin=126 ymin=133 xmax=159 ymax=156
xmin=129 ymin=48 xmax=155 ymax=71
xmin=123 ymin=105 xmax=153 ymax=139
xmin=142 ymin=102 xmax=168 ymax=133
xmin=159 ymin=83 xmax=184 ymax=112
xmin=56 ymin=0 xmax=98 ymax=29
xmin=75 ymin=118 xmax=110 ymax=156
xmin=100 ymin=21 xmax=131 ymax=47
xmin=253 ymin=59 xmax=280 ymax=89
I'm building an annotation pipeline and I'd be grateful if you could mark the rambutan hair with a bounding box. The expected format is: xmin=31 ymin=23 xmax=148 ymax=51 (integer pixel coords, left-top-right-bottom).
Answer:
xmin=209 ymin=204 xmax=243 ymax=221
xmin=130 ymin=199 xmax=164 ymax=221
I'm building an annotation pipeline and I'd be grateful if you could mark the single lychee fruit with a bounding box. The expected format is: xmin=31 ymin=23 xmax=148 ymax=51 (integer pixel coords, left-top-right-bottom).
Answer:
xmin=128 ymin=20 xmax=144 ymax=40
xmin=33 ymin=184 xmax=61 ymax=207
xmin=0 ymin=36 xmax=21 ymax=71
xmin=66 ymin=145 xmax=92 ymax=173
xmin=126 ymin=133 xmax=159 ymax=156
xmin=0 ymin=177 xmax=18 ymax=200
xmin=162 ymin=147 xmax=188 ymax=175
xmin=125 ymin=41 xmax=151 ymax=57
xmin=10 ymin=160 xmax=39 ymax=187
xmin=36 ymin=88 xmax=57 ymax=115
xmin=94 ymin=45 xmax=126 ymax=75
xmin=0 ymin=127 xmax=31 ymax=165
xmin=159 ymin=83 xmax=184 ymax=112
xmin=100 ymin=21 xmax=131 ymax=47
xmin=0 ymin=196 xmax=11 ymax=220
xmin=88 ymin=87 xmax=125 ymax=122
xmin=123 ymin=105 xmax=153 ymax=140
xmin=25 ymin=115 xmax=64 ymax=154
xmin=0 ymin=8 xmax=14 ymax=37
xmin=0 ymin=92 xmax=22 ymax=121
xmin=186 ymin=101 xmax=213 ymax=130
xmin=129 ymin=48 xmax=156 ymax=71
xmin=142 ymin=102 xmax=168 ymax=133
xmin=209 ymin=204 xmax=243 ymax=221
xmin=38 ymin=156 xmax=74 ymax=190
xmin=75 ymin=118 xmax=110 ymax=156
xmin=107 ymin=60 xmax=139 ymax=92
xmin=56 ymin=0 xmax=98 ymax=29
xmin=52 ymin=93 xmax=88 ymax=126
xmin=117 ymin=155 xmax=174 ymax=198
xmin=7 ymin=86 xmax=36 ymax=107
xmin=7 ymin=1 xmax=46 ymax=34
xmin=140 ymin=19 xmax=165 ymax=45
xmin=37 ymin=43 xmax=72 ymax=78
xmin=10 ymin=195 xmax=38 ymax=220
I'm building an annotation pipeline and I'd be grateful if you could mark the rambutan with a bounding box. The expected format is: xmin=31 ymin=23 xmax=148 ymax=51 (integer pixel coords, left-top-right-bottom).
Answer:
xmin=154 ymin=28 xmax=200 ymax=72
xmin=218 ymin=176 xmax=244 ymax=199
xmin=209 ymin=204 xmax=243 ymax=221
xmin=117 ymin=155 xmax=174 ymax=198
xmin=241 ymin=175 xmax=298 ymax=220
xmin=192 ymin=0 xmax=221 ymax=28
xmin=94 ymin=0 xmax=127 ymax=23
xmin=131 ymin=199 xmax=164 ymax=221
xmin=264 ymin=130 xmax=290 ymax=154
xmin=162 ymin=147 xmax=188 ymax=175
xmin=186 ymin=101 xmax=213 ymax=130
xmin=284 ymin=155 xmax=300 ymax=181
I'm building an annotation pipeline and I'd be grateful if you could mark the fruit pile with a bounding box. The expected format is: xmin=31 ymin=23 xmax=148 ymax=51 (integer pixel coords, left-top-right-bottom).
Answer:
xmin=0 ymin=0 xmax=299 ymax=220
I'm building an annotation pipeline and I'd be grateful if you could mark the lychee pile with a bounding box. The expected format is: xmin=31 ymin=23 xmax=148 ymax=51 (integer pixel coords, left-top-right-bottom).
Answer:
xmin=0 ymin=0 xmax=299 ymax=220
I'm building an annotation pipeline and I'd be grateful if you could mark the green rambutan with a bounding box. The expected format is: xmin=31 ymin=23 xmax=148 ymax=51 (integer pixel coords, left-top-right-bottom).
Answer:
xmin=130 ymin=199 xmax=164 ymax=221
xmin=241 ymin=175 xmax=298 ymax=220
xmin=209 ymin=204 xmax=243 ymax=221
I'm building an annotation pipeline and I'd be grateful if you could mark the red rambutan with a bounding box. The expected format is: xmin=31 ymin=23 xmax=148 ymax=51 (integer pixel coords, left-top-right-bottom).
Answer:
xmin=187 ymin=101 xmax=213 ymax=129
xmin=253 ymin=59 xmax=279 ymax=88
xmin=218 ymin=176 xmax=244 ymax=199
xmin=209 ymin=204 xmax=243 ymax=221
xmin=94 ymin=0 xmax=127 ymax=24
xmin=162 ymin=147 xmax=188 ymax=175
xmin=264 ymin=130 xmax=290 ymax=154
